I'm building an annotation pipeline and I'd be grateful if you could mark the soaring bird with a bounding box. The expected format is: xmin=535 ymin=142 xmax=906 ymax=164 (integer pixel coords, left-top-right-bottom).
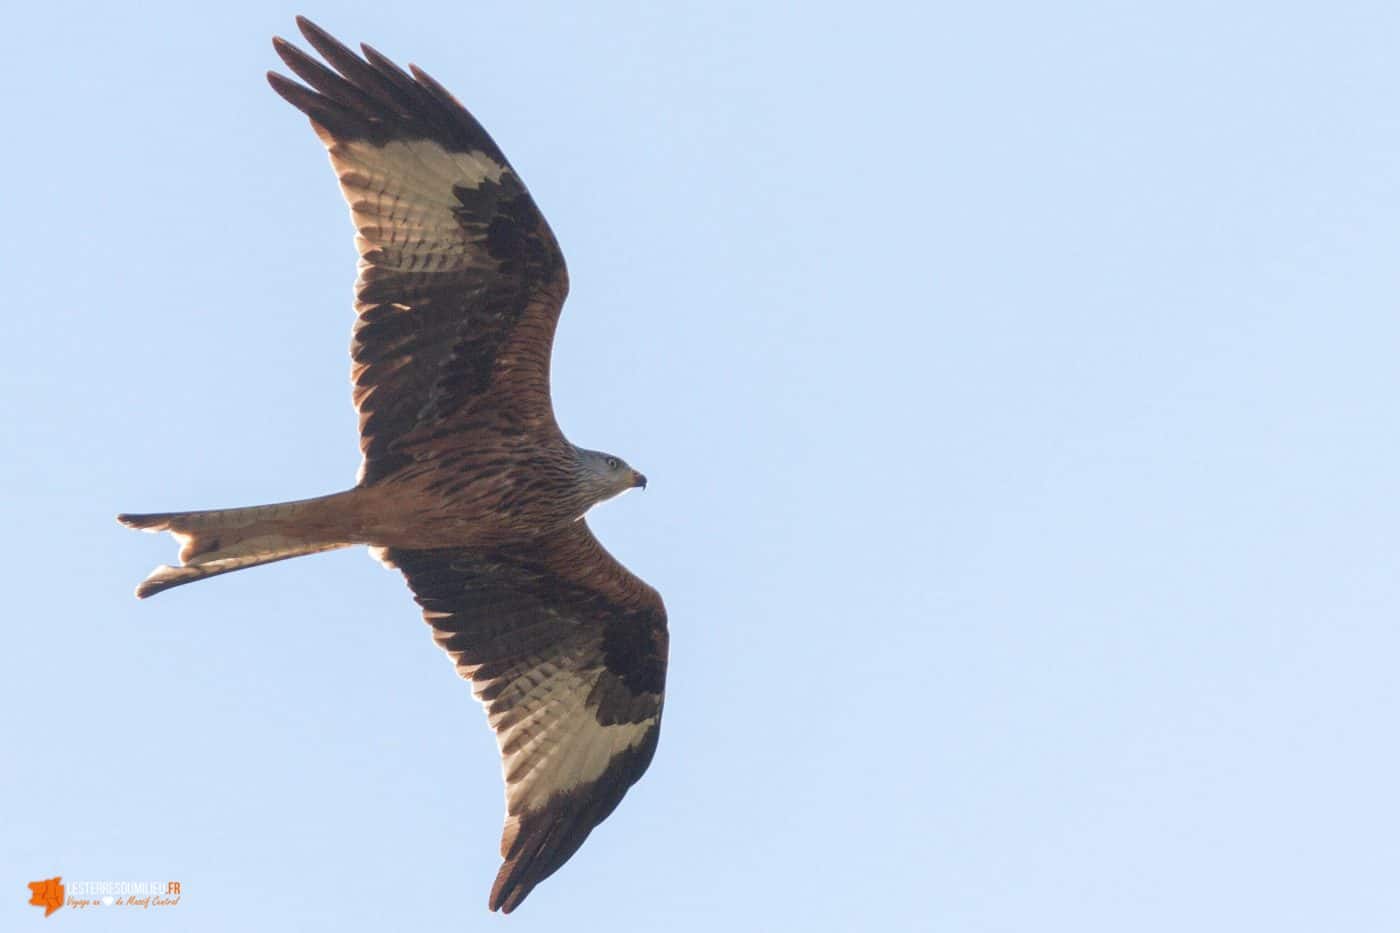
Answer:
xmin=117 ymin=17 xmax=667 ymax=914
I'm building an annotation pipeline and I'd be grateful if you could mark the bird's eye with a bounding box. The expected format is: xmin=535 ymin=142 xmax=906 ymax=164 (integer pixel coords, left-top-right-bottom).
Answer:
xmin=606 ymin=457 xmax=620 ymax=470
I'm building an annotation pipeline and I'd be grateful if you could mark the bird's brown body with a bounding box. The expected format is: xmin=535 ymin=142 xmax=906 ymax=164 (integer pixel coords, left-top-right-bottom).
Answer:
xmin=118 ymin=18 xmax=667 ymax=915
xmin=352 ymin=441 xmax=590 ymax=550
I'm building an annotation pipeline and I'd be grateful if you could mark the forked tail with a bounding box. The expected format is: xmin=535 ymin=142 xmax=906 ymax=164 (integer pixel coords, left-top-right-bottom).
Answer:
xmin=117 ymin=491 xmax=360 ymax=598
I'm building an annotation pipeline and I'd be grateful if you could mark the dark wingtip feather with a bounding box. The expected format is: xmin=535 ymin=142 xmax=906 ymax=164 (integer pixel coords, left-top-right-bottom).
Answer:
xmin=270 ymin=35 xmax=297 ymax=63
xmin=268 ymin=18 xmax=518 ymax=162
xmin=360 ymin=42 xmax=414 ymax=87
xmin=265 ymin=70 xmax=319 ymax=115
xmin=484 ymin=793 xmax=619 ymax=913
xmin=407 ymin=63 xmax=463 ymax=110
xmin=273 ymin=35 xmax=380 ymax=119
xmin=266 ymin=69 xmax=300 ymax=101
xmin=266 ymin=70 xmax=354 ymax=139
xmin=487 ymin=811 xmax=586 ymax=913
xmin=489 ymin=859 xmax=536 ymax=913
xmin=295 ymin=14 xmax=339 ymax=51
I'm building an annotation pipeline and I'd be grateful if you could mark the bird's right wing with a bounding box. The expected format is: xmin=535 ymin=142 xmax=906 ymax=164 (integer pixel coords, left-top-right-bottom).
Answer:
xmin=268 ymin=18 xmax=569 ymax=484
xmin=380 ymin=521 xmax=668 ymax=913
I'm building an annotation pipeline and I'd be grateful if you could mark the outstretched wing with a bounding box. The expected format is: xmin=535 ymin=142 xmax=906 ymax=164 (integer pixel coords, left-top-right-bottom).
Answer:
xmin=382 ymin=522 xmax=668 ymax=913
xmin=268 ymin=17 xmax=569 ymax=484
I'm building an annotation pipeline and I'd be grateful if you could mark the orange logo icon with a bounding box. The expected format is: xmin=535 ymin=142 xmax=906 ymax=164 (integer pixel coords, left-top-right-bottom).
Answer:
xmin=27 ymin=876 xmax=65 ymax=917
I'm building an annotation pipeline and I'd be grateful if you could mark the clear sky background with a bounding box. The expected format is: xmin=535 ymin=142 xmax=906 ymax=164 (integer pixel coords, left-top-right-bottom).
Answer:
xmin=4 ymin=1 xmax=1399 ymax=930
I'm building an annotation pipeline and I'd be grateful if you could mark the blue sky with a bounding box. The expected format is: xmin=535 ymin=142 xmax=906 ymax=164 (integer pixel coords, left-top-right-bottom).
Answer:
xmin=4 ymin=1 xmax=1400 ymax=929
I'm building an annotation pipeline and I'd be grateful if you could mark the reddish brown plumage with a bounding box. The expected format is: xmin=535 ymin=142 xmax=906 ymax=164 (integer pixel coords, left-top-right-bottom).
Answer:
xmin=119 ymin=17 xmax=667 ymax=914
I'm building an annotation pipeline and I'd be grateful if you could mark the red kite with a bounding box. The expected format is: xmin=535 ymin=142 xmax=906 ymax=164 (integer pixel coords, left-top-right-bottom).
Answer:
xmin=119 ymin=17 xmax=667 ymax=913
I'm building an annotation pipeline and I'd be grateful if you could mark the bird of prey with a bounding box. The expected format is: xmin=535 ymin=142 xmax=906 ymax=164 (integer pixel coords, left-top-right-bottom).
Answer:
xmin=117 ymin=17 xmax=667 ymax=914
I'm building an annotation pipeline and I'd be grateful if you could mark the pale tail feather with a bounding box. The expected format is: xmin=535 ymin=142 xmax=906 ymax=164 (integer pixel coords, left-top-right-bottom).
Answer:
xmin=117 ymin=492 xmax=358 ymax=598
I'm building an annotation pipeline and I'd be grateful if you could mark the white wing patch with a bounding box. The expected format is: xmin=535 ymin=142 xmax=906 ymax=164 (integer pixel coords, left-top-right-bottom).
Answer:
xmin=335 ymin=137 xmax=506 ymax=196
xmin=326 ymin=138 xmax=510 ymax=277
xmin=473 ymin=660 xmax=654 ymax=814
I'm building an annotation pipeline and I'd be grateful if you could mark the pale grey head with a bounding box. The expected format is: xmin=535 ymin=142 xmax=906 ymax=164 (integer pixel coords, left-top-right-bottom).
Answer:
xmin=572 ymin=446 xmax=647 ymax=509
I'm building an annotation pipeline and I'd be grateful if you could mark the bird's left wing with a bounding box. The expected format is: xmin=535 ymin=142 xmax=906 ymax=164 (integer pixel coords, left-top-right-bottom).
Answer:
xmin=267 ymin=18 xmax=569 ymax=484
xmin=380 ymin=521 xmax=668 ymax=913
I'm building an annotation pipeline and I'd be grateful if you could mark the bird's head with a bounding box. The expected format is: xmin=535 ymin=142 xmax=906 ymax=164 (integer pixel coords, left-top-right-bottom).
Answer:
xmin=575 ymin=447 xmax=647 ymax=507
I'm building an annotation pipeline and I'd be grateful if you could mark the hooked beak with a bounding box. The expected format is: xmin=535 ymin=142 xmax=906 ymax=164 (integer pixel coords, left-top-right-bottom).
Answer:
xmin=631 ymin=470 xmax=648 ymax=490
